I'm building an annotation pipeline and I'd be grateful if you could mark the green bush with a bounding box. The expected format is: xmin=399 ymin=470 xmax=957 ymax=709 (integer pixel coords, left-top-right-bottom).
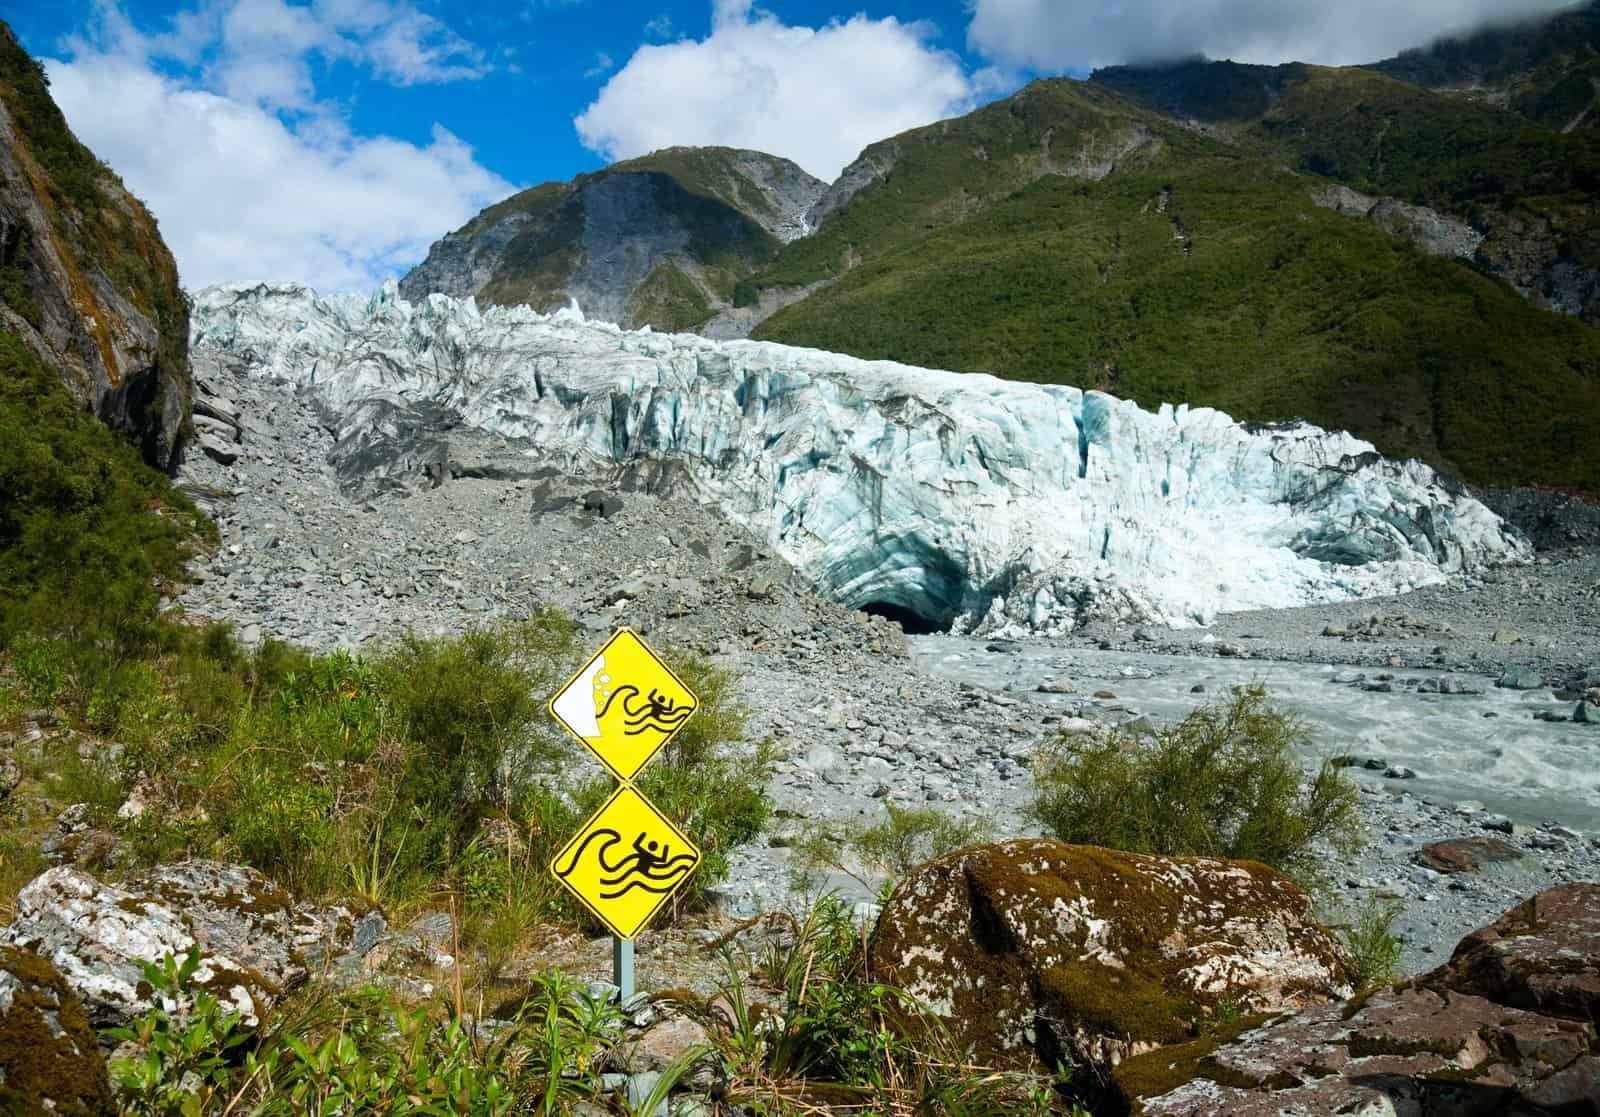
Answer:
xmin=1336 ymin=896 xmax=1406 ymax=991
xmin=1031 ymin=688 xmax=1361 ymax=880
xmin=791 ymin=802 xmax=994 ymax=896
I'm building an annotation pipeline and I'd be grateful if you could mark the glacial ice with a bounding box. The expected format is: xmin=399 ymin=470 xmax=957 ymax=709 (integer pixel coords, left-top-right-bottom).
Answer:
xmin=189 ymin=280 xmax=1531 ymax=634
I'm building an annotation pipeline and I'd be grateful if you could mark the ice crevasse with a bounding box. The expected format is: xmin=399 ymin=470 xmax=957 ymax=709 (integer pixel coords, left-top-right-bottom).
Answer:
xmin=189 ymin=280 xmax=1531 ymax=634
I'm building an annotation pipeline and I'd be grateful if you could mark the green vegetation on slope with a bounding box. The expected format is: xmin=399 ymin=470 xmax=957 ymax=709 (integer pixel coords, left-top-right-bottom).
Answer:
xmin=610 ymin=145 xmax=795 ymax=223
xmin=626 ymin=259 xmax=715 ymax=331
xmin=747 ymin=79 xmax=1193 ymax=295
xmin=0 ymin=328 xmax=206 ymax=653
xmin=755 ymin=163 xmax=1600 ymax=489
xmin=1369 ymin=0 xmax=1600 ymax=130
xmin=1258 ymin=66 xmax=1600 ymax=222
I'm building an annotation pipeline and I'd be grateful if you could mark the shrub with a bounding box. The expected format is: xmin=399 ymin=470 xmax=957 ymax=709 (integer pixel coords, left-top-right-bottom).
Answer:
xmin=106 ymin=949 xmax=627 ymax=1116
xmin=1337 ymin=896 xmax=1406 ymax=991
xmin=375 ymin=614 xmax=578 ymax=825
xmin=1031 ymin=688 xmax=1361 ymax=880
xmin=791 ymin=802 xmax=995 ymax=896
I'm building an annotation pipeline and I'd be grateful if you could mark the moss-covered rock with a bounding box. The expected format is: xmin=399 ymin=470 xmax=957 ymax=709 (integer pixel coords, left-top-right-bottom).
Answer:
xmin=0 ymin=945 xmax=114 ymax=1116
xmin=867 ymin=838 xmax=1350 ymax=1071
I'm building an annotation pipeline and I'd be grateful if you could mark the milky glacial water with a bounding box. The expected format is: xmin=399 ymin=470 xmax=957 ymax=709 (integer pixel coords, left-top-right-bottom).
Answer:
xmin=913 ymin=638 xmax=1600 ymax=832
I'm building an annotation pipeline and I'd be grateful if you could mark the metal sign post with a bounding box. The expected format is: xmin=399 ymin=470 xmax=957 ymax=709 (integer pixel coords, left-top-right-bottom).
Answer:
xmin=613 ymin=936 xmax=635 ymax=1000
xmin=547 ymin=628 xmax=701 ymax=1003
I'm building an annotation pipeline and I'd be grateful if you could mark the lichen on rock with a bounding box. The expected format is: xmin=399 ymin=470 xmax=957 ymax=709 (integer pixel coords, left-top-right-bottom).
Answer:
xmin=867 ymin=838 xmax=1350 ymax=1071
xmin=0 ymin=861 xmax=336 ymax=1034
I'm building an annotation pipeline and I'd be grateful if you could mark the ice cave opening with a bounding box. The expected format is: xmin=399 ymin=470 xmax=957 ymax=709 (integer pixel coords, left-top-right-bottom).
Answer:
xmin=860 ymin=601 xmax=950 ymax=636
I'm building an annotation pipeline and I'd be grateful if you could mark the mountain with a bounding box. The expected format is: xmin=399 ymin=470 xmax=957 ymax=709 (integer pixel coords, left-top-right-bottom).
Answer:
xmin=0 ymin=22 xmax=188 ymax=472
xmin=1368 ymin=0 xmax=1600 ymax=132
xmin=745 ymin=75 xmax=1600 ymax=492
xmin=401 ymin=14 xmax=1600 ymax=494
xmin=398 ymin=146 xmax=824 ymax=332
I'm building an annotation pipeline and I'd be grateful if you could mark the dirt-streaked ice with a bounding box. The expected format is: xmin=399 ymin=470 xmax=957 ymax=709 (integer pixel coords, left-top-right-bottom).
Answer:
xmin=190 ymin=280 xmax=1530 ymax=632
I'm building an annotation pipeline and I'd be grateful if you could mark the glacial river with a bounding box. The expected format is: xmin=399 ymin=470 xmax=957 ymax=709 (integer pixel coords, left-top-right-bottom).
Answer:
xmin=912 ymin=638 xmax=1600 ymax=832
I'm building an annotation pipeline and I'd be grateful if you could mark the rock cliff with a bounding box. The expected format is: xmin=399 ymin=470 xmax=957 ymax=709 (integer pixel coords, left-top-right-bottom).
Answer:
xmin=0 ymin=22 xmax=189 ymax=473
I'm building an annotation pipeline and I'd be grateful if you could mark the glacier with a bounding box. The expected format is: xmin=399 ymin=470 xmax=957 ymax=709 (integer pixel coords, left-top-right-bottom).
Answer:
xmin=188 ymin=280 xmax=1531 ymax=634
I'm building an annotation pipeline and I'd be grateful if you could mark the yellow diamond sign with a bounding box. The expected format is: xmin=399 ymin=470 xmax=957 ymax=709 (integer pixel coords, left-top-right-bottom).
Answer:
xmin=548 ymin=628 xmax=698 ymax=781
xmin=550 ymin=784 xmax=701 ymax=939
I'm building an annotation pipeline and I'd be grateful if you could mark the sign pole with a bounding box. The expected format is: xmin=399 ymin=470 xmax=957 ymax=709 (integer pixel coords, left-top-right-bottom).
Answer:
xmin=613 ymin=935 xmax=635 ymax=1000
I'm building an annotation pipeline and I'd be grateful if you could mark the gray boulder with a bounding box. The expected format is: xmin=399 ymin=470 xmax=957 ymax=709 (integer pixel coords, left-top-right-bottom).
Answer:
xmin=1118 ymin=884 xmax=1600 ymax=1115
xmin=0 ymin=862 xmax=344 ymax=1031
xmin=1497 ymin=666 xmax=1545 ymax=690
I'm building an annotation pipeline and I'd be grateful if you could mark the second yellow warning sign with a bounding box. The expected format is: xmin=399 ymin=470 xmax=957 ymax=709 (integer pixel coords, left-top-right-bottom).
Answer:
xmin=548 ymin=628 xmax=698 ymax=781
xmin=549 ymin=784 xmax=701 ymax=939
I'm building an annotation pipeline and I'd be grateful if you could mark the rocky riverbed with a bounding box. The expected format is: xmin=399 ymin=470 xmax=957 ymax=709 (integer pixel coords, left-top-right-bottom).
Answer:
xmin=176 ymin=350 xmax=1599 ymax=975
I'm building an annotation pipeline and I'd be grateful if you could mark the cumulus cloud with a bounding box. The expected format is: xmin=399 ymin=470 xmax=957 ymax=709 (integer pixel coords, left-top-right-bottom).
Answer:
xmin=575 ymin=0 xmax=973 ymax=182
xmin=966 ymin=0 xmax=1575 ymax=72
xmin=40 ymin=1 xmax=512 ymax=291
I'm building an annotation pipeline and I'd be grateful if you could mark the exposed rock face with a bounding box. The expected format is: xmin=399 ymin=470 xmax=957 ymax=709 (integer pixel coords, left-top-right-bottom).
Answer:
xmin=1118 ymin=884 xmax=1600 ymax=1115
xmin=0 ymin=945 xmax=114 ymax=1116
xmin=0 ymin=862 xmax=331 ymax=1032
xmin=189 ymin=281 xmax=1530 ymax=635
xmin=0 ymin=24 xmax=189 ymax=472
xmin=1430 ymin=883 xmax=1600 ymax=1022
xmin=867 ymin=839 xmax=1350 ymax=1070
xmin=1313 ymin=185 xmax=1486 ymax=260
xmin=399 ymin=146 xmax=824 ymax=333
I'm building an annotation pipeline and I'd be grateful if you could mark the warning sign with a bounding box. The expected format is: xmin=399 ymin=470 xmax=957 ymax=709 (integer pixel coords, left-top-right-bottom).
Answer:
xmin=548 ymin=628 xmax=698 ymax=781
xmin=549 ymin=784 xmax=701 ymax=939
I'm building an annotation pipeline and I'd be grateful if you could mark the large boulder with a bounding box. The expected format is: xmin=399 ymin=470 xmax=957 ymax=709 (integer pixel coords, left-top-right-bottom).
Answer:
xmin=1429 ymin=882 xmax=1600 ymax=1022
xmin=0 ymin=945 xmax=114 ymax=1116
xmin=868 ymin=839 xmax=1350 ymax=1070
xmin=0 ymin=862 xmax=335 ymax=1032
xmin=1117 ymin=883 xmax=1600 ymax=1115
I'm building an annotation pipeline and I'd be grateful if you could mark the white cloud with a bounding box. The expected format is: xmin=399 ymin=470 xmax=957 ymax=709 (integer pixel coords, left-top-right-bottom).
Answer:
xmin=642 ymin=12 xmax=675 ymax=40
xmin=966 ymin=0 xmax=1575 ymax=72
xmin=584 ymin=50 xmax=614 ymax=78
xmin=40 ymin=1 xmax=512 ymax=292
xmin=575 ymin=0 xmax=974 ymax=182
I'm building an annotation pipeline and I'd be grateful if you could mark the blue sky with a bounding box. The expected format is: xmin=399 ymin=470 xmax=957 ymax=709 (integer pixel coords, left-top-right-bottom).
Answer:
xmin=4 ymin=0 xmax=1567 ymax=292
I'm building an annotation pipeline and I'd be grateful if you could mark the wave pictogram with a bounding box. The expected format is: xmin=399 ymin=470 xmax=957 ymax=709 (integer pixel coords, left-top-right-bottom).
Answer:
xmin=595 ymin=685 xmax=695 ymax=738
xmin=553 ymin=826 xmax=696 ymax=899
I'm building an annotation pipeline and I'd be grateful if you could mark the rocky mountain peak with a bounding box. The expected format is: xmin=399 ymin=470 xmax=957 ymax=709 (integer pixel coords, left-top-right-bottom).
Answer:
xmin=397 ymin=145 xmax=824 ymax=334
